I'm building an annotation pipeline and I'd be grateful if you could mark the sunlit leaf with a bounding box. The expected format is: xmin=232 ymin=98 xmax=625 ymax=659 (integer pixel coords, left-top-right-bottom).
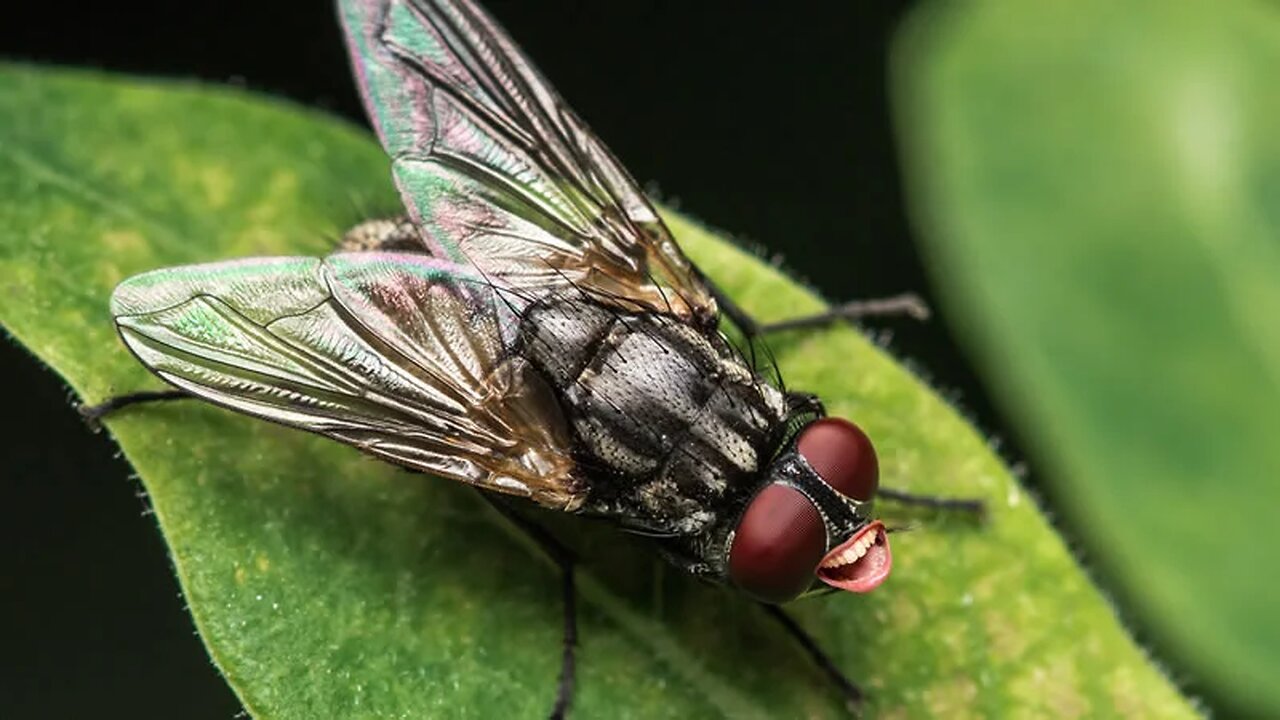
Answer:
xmin=0 ymin=65 xmax=1194 ymax=718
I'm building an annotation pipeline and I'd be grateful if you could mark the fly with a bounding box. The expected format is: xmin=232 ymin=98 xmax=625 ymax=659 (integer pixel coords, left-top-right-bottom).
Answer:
xmin=81 ymin=1 xmax=984 ymax=716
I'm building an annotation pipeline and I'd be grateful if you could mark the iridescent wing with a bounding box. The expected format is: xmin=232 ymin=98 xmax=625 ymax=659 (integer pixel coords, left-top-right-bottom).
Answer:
xmin=111 ymin=252 xmax=585 ymax=510
xmin=339 ymin=0 xmax=717 ymax=325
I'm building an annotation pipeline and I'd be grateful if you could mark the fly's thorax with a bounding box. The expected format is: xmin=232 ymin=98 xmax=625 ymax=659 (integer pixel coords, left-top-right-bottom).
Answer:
xmin=515 ymin=299 xmax=788 ymax=536
xmin=514 ymin=299 xmax=618 ymax=388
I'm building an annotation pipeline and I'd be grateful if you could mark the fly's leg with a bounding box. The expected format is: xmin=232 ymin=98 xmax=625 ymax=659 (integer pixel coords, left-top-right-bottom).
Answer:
xmin=700 ymin=270 xmax=928 ymax=340
xmin=751 ymin=294 xmax=930 ymax=335
xmin=477 ymin=492 xmax=578 ymax=720
xmin=702 ymin=274 xmax=986 ymax=519
xmin=339 ymin=215 xmax=424 ymax=253
xmin=761 ymin=603 xmax=863 ymax=714
xmin=77 ymin=389 xmax=191 ymax=430
xmin=551 ymin=565 xmax=577 ymax=720
xmin=878 ymin=487 xmax=986 ymax=518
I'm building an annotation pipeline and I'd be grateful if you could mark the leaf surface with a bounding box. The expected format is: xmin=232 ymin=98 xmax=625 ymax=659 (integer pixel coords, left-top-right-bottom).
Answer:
xmin=0 ymin=65 xmax=1194 ymax=719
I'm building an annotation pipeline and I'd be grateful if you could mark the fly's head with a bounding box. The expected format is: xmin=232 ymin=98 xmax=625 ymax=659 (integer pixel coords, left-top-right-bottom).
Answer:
xmin=726 ymin=417 xmax=889 ymax=604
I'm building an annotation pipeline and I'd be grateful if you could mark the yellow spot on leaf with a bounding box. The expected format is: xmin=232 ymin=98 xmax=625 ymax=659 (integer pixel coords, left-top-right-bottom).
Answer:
xmin=985 ymin=609 xmax=1029 ymax=661
xmin=198 ymin=165 xmax=233 ymax=209
xmin=1110 ymin=666 xmax=1143 ymax=717
xmin=1010 ymin=656 xmax=1089 ymax=719
xmin=924 ymin=675 xmax=979 ymax=719
xmin=877 ymin=706 xmax=909 ymax=720
xmin=247 ymin=170 xmax=300 ymax=227
xmin=101 ymin=229 xmax=145 ymax=253
xmin=890 ymin=597 xmax=922 ymax=631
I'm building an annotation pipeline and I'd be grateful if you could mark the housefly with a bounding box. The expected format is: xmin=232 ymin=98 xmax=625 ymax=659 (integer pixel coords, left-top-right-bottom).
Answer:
xmin=82 ymin=0 xmax=983 ymax=716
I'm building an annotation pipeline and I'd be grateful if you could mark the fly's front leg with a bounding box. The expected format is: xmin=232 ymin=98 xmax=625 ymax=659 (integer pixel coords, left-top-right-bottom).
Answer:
xmin=78 ymin=389 xmax=191 ymax=430
xmin=761 ymin=603 xmax=863 ymax=714
xmin=698 ymin=269 xmax=928 ymax=340
xmin=477 ymin=492 xmax=579 ymax=720
xmin=878 ymin=487 xmax=986 ymax=519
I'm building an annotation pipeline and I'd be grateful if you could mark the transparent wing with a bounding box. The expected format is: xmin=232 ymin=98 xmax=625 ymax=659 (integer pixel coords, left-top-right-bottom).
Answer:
xmin=339 ymin=0 xmax=716 ymax=324
xmin=111 ymin=252 xmax=584 ymax=510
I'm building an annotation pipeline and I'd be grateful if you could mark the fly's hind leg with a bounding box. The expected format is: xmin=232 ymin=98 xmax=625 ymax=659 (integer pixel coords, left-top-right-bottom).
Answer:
xmin=477 ymin=492 xmax=578 ymax=720
xmin=78 ymin=389 xmax=192 ymax=430
xmin=762 ymin=603 xmax=864 ymax=714
xmin=339 ymin=215 xmax=424 ymax=253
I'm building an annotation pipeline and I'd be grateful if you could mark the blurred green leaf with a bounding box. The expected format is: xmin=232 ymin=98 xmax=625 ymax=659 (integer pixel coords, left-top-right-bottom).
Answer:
xmin=896 ymin=1 xmax=1280 ymax=715
xmin=0 ymin=65 xmax=1195 ymax=718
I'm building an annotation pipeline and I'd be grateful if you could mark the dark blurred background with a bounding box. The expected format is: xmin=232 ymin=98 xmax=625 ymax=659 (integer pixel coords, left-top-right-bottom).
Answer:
xmin=0 ymin=2 xmax=1029 ymax=717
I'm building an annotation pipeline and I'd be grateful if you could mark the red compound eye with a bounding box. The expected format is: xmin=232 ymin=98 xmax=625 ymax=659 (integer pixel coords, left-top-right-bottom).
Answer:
xmin=728 ymin=484 xmax=826 ymax=603
xmin=796 ymin=417 xmax=879 ymax=501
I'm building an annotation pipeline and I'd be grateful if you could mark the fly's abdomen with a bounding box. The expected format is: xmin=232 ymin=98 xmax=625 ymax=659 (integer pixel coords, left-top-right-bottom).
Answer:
xmin=518 ymin=300 xmax=786 ymax=532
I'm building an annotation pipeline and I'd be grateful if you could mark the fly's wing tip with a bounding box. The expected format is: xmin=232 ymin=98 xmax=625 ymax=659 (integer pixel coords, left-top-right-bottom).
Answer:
xmin=109 ymin=271 xmax=154 ymax=320
xmin=109 ymin=273 xmax=178 ymax=322
xmin=108 ymin=257 xmax=328 ymax=319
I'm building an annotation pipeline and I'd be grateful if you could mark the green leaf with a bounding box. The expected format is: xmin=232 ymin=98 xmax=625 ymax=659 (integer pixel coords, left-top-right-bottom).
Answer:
xmin=894 ymin=1 xmax=1280 ymax=715
xmin=0 ymin=65 xmax=1194 ymax=718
